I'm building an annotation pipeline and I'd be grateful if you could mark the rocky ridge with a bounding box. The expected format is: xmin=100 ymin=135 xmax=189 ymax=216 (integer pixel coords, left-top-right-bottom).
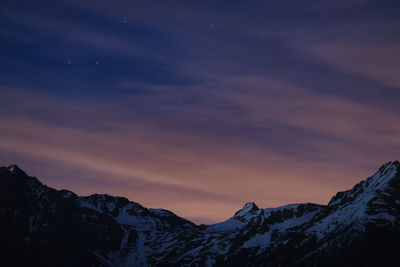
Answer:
xmin=1 ymin=161 xmax=399 ymax=266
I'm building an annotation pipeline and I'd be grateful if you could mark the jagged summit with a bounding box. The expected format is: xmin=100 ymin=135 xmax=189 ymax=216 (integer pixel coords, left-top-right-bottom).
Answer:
xmin=328 ymin=160 xmax=399 ymax=207
xmin=1 ymin=164 xmax=26 ymax=176
xmin=373 ymin=160 xmax=399 ymax=180
xmin=234 ymin=201 xmax=260 ymax=218
xmin=8 ymin=165 xmax=17 ymax=173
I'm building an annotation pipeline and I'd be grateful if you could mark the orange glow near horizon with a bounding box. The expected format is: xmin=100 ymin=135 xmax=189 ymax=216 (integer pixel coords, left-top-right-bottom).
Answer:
xmin=1 ymin=86 xmax=398 ymax=224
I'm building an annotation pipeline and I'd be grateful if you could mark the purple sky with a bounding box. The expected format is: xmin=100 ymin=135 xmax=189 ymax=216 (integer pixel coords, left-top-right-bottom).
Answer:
xmin=1 ymin=0 xmax=400 ymax=223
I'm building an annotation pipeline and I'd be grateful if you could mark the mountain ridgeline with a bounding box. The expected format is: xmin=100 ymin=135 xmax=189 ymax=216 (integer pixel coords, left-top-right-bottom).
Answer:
xmin=1 ymin=161 xmax=400 ymax=266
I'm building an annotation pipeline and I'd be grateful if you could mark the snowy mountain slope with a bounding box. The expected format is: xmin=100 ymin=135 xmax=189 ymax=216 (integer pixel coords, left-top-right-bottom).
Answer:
xmin=1 ymin=161 xmax=400 ymax=266
xmin=258 ymin=161 xmax=400 ymax=267
xmin=307 ymin=161 xmax=400 ymax=237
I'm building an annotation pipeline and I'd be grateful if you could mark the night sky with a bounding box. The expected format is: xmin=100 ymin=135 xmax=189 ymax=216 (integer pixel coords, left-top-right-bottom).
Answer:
xmin=1 ymin=0 xmax=400 ymax=224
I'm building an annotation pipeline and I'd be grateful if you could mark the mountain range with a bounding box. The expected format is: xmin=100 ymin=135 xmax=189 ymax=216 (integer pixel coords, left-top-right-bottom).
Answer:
xmin=1 ymin=161 xmax=400 ymax=266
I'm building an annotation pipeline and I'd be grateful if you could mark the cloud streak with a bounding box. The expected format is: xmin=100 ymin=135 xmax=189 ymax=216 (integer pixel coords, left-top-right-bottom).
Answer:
xmin=1 ymin=0 xmax=399 ymax=223
xmin=1 ymin=78 xmax=398 ymax=222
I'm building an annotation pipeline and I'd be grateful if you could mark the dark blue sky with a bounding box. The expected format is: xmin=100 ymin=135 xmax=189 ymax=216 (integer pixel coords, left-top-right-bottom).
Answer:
xmin=1 ymin=0 xmax=400 ymax=223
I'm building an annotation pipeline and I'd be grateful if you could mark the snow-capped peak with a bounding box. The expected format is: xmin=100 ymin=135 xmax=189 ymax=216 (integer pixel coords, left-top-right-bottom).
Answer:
xmin=234 ymin=202 xmax=259 ymax=218
xmin=367 ymin=160 xmax=399 ymax=189
xmin=328 ymin=161 xmax=399 ymax=207
xmin=307 ymin=161 xmax=400 ymax=240
xmin=7 ymin=164 xmax=24 ymax=175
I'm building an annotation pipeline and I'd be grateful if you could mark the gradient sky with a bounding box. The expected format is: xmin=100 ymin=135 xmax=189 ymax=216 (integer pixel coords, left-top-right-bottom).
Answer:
xmin=1 ymin=0 xmax=400 ymax=224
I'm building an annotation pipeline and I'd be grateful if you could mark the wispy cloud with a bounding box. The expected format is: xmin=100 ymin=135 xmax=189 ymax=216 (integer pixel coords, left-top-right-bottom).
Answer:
xmin=300 ymin=41 xmax=400 ymax=88
xmin=1 ymin=80 xmax=398 ymax=222
xmin=2 ymin=0 xmax=400 ymax=223
xmin=285 ymin=17 xmax=400 ymax=89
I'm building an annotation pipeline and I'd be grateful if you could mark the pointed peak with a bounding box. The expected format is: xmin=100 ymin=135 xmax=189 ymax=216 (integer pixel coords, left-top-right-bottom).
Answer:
xmin=7 ymin=165 xmax=26 ymax=176
xmin=328 ymin=161 xmax=399 ymax=207
xmin=374 ymin=161 xmax=399 ymax=181
xmin=243 ymin=202 xmax=259 ymax=210
xmin=234 ymin=202 xmax=259 ymax=218
xmin=388 ymin=160 xmax=399 ymax=168
xmin=8 ymin=165 xmax=17 ymax=173
xmin=378 ymin=161 xmax=399 ymax=170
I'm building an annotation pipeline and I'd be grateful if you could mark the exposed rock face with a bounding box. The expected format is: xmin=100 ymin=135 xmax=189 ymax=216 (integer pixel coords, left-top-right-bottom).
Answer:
xmin=1 ymin=162 xmax=400 ymax=266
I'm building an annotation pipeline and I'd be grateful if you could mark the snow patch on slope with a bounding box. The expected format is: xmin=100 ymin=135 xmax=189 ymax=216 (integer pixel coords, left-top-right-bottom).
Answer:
xmin=243 ymin=232 xmax=272 ymax=248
